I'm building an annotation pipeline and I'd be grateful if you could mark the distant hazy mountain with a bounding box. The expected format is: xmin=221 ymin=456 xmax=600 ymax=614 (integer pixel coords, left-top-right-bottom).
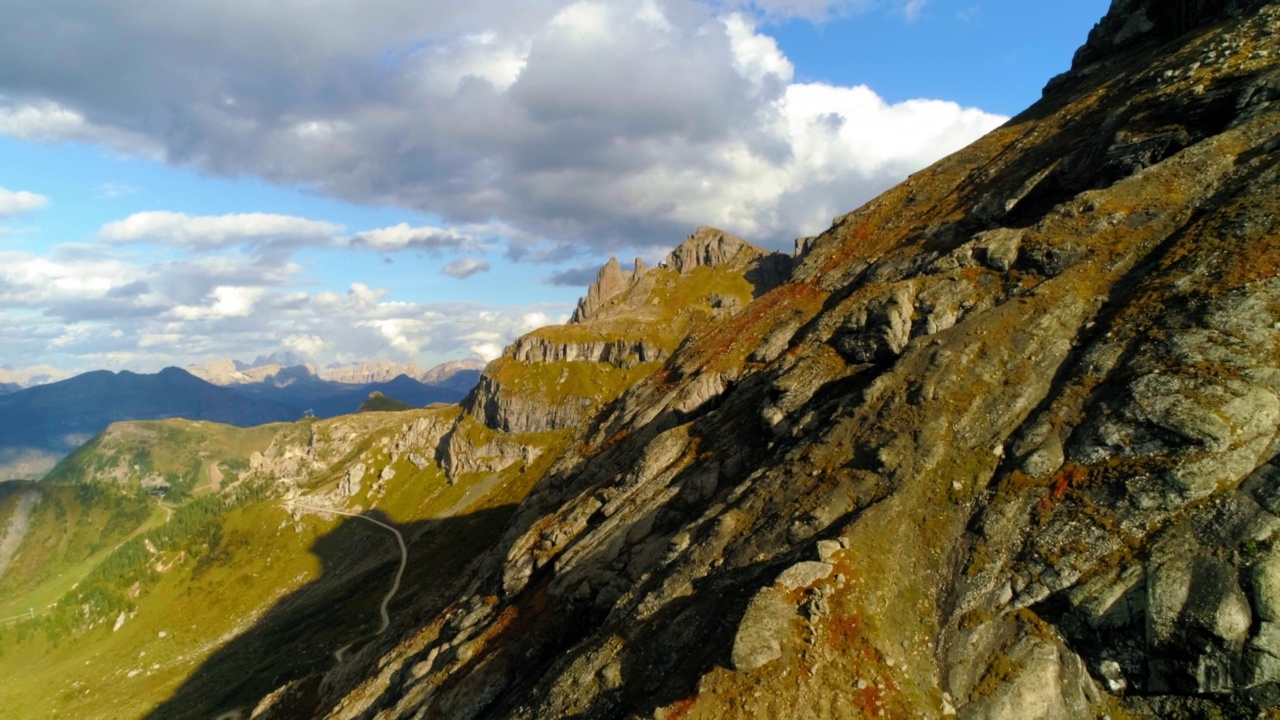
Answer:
xmin=317 ymin=358 xmax=486 ymax=386
xmin=416 ymin=358 xmax=486 ymax=392
xmin=227 ymin=373 xmax=465 ymax=418
xmin=186 ymin=357 xmax=485 ymax=391
xmin=0 ymin=365 xmax=73 ymax=389
xmin=0 ymin=367 xmax=297 ymax=480
xmin=0 ymin=361 xmax=483 ymax=481
xmin=185 ymin=358 xmax=318 ymax=385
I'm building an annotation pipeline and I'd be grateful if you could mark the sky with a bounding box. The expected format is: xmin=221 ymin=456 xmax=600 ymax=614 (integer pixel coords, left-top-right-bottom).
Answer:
xmin=0 ymin=0 xmax=1111 ymax=378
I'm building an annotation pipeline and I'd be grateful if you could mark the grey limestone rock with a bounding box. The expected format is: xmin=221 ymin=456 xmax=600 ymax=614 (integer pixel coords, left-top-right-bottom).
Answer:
xmin=732 ymin=587 xmax=793 ymax=671
xmin=775 ymin=561 xmax=833 ymax=591
xmin=572 ymin=257 xmax=635 ymax=323
xmin=339 ymin=462 xmax=366 ymax=497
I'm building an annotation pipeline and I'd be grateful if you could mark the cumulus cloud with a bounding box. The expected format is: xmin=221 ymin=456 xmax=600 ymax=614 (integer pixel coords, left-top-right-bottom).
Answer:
xmin=441 ymin=257 xmax=492 ymax=279
xmin=0 ymin=187 xmax=50 ymax=218
xmin=100 ymin=211 xmax=343 ymax=257
xmin=0 ymin=0 xmax=1011 ymax=373
xmin=0 ymin=245 xmax=567 ymax=372
xmin=0 ymin=0 xmax=1005 ymax=255
xmin=352 ymin=223 xmax=481 ymax=253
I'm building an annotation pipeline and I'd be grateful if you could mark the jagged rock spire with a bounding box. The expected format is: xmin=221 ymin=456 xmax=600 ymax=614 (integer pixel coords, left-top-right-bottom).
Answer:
xmin=571 ymin=256 xmax=637 ymax=323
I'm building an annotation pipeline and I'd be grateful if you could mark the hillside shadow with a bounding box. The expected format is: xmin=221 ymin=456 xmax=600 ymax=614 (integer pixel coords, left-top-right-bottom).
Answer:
xmin=144 ymin=503 xmax=518 ymax=720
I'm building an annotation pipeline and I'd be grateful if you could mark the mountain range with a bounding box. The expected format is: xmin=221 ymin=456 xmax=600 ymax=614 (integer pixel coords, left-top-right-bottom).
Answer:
xmin=0 ymin=360 xmax=483 ymax=481
xmin=2 ymin=1 xmax=1279 ymax=718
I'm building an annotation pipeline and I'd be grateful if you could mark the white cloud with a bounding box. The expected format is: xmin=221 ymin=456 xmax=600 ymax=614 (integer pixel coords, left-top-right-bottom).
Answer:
xmin=283 ymin=334 xmax=327 ymax=358
xmin=522 ymin=311 xmax=551 ymax=329
xmin=169 ymin=286 xmax=264 ymax=320
xmin=0 ymin=187 xmax=50 ymax=218
xmin=352 ymin=223 xmax=481 ymax=253
xmin=0 ymin=0 xmax=1015 ymax=373
xmin=0 ymin=0 xmax=1005 ymax=256
xmin=441 ymin=257 xmax=491 ymax=279
xmin=724 ymin=13 xmax=793 ymax=88
xmin=470 ymin=342 xmax=504 ymax=361
xmin=0 ymin=242 xmax=571 ymax=373
xmin=100 ymin=211 xmax=343 ymax=255
xmin=0 ymin=251 xmax=140 ymax=307
xmin=0 ymin=97 xmax=163 ymax=157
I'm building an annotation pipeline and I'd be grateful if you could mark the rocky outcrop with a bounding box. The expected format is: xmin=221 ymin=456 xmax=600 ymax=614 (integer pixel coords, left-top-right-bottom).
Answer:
xmin=571 ymin=257 xmax=643 ymax=323
xmin=244 ymin=3 xmax=1280 ymax=719
xmin=505 ymin=335 xmax=667 ymax=369
xmin=571 ymin=228 xmax=794 ymax=324
xmin=319 ymin=360 xmax=426 ymax=385
xmin=418 ymin=358 xmax=487 ymax=391
xmin=1071 ymin=0 xmax=1270 ymax=70
xmin=467 ymin=373 xmax=592 ymax=435
xmin=663 ymin=226 xmax=761 ymax=272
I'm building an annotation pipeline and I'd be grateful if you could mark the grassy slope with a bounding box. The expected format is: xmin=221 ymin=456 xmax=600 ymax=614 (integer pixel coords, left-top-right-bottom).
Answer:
xmin=0 ymin=483 xmax=157 ymax=618
xmin=489 ymin=264 xmax=758 ymax=424
xmin=43 ymin=419 xmax=287 ymax=497
xmin=0 ymin=258 xmax=716 ymax=717
xmin=0 ymin=406 xmax=570 ymax=719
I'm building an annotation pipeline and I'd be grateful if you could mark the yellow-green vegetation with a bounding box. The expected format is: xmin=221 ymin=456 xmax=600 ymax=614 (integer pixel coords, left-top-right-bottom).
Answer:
xmin=43 ymin=419 xmax=286 ymax=499
xmin=683 ymin=280 xmax=828 ymax=375
xmin=0 ymin=497 xmax=338 ymax=719
xmin=534 ymin=264 xmax=756 ymax=350
xmin=0 ymin=396 xmax=573 ymax=717
xmin=489 ymin=357 xmax=662 ymax=407
xmin=0 ymin=483 xmax=157 ymax=620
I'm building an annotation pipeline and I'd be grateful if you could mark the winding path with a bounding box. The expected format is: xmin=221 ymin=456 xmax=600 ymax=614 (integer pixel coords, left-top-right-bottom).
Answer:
xmin=284 ymin=501 xmax=407 ymax=635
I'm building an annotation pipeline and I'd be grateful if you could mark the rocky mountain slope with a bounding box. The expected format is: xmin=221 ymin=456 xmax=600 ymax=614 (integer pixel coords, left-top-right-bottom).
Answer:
xmin=0 ymin=224 xmax=783 ymax=719
xmin=220 ymin=2 xmax=1280 ymax=718
xmin=4 ymin=2 xmax=1278 ymax=718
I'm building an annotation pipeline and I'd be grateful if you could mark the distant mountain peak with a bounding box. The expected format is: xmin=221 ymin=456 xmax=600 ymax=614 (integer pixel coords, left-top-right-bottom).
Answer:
xmin=571 ymin=255 xmax=641 ymax=323
xmin=662 ymin=225 xmax=763 ymax=273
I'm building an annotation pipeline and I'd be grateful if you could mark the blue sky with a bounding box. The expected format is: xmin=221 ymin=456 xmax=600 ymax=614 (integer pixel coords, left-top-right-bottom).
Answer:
xmin=0 ymin=0 xmax=1111 ymax=378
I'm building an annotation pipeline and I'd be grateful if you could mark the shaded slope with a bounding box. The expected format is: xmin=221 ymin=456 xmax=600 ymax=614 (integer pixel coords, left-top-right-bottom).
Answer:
xmin=240 ymin=3 xmax=1280 ymax=719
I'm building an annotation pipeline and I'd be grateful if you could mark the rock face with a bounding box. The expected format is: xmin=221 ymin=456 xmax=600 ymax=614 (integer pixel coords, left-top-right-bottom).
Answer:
xmin=505 ymin=336 xmax=666 ymax=368
xmin=466 ymin=228 xmax=789 ymax=435
xmin=571 ymin=257 xmax=640 ymax=323
xmin=1070 ymin=0 xmax=1270 ymax=70
xmin=571 ymin=226 xmax=791 ymax=324
xmin=664 ymin=226 xmax=760 ymax=272
xmin=246 ymin=3 xmax=1280 ymax=719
